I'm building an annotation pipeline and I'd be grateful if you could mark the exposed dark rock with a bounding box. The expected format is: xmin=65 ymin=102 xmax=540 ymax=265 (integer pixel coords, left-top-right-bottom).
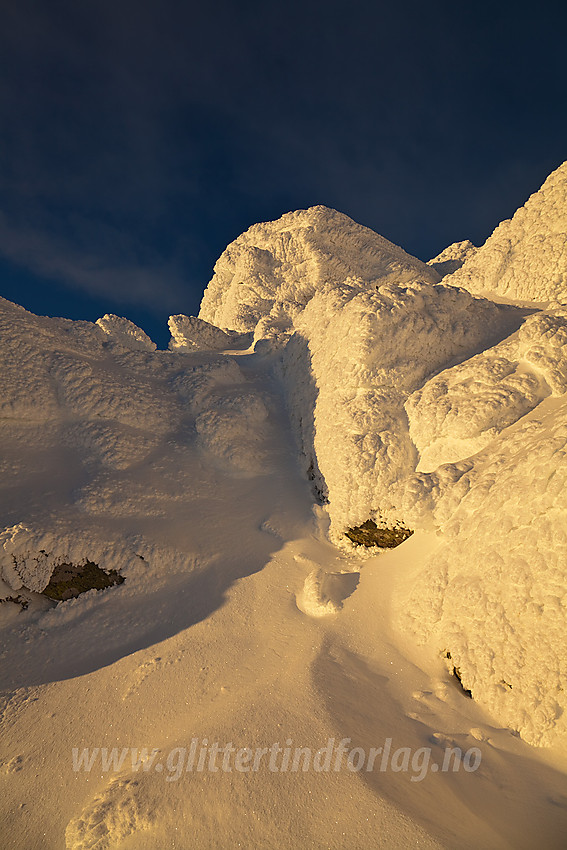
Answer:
xmin=345 ymin=519 xmax=413 ymax=548
xmin=42 ymin=561 xmax=124 ymax=602
xmin=445 ymin=651 xmax=473 ymax=699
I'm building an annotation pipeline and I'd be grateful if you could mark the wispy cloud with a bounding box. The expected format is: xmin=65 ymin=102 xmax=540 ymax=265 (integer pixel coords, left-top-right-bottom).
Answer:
xmin=0 ymin=213 xmax=187 ymax=311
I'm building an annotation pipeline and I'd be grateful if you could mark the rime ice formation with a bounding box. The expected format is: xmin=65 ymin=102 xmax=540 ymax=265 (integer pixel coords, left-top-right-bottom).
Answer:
xmin=445 ymin=161 xmax=567 ymax=302
xmin=96 ymin=314 xmax=157 ymax=351
xmin=404 ymin=303 xmax=567 ymax=471
xmin=168 ymin=314 xmax=247 ymax=351
xmin=198 ymin=205 xmax=441 ymax=340
xmin=279 ymin=279 xmax=515 ymax=534
xmin=427 ymin=240 xmax=478 ymax=276
xmin=393 ymin=398 xmax=567 ymax=746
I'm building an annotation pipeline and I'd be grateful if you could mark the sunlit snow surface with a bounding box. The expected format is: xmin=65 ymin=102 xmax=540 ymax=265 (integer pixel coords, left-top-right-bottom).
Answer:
xmin=2 ymin=169 xmax=567 ymax=849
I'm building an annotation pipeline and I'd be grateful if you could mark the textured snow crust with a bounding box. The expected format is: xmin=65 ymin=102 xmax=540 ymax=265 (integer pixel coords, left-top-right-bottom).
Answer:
xmin=65 ymin=777 xmax=156 ymax=850
xmin=445 ymin=161 xmax=567 ymax=302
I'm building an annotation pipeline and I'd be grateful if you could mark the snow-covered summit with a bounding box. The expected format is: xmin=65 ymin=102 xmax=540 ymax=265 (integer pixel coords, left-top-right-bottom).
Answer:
xmin=198 ymin=205 xmax=441 ymax=340
xmin=445 ymin=161 xmax=567 ymax=302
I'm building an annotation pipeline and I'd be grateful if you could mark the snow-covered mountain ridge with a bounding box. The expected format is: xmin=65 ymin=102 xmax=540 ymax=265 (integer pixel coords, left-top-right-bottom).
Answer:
xmin=1 ymin=163 xmax=567 ymax=849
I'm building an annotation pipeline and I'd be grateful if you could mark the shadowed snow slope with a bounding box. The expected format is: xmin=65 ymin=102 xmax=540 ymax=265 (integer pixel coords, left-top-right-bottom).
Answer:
xmin=0 ymin=294 xmax=309 ymax=684
xmin=198 ymin=205 xmax=441 ymax=339
xmin=445 ymin=160 xmax=567 ymax=302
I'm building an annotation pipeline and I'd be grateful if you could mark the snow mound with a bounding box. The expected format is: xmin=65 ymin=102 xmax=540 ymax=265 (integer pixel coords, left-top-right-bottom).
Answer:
xmin=405 ymin=303 xmax=567 ymax=471
xmin=198 ymin=205 xmax=441 ymax=340
xmin=168 ymin=314 xmax=248 ymax=351
xmin=297 ymin=569 xmax=342 ymax=617
xmin=395 ymin=400 xmax=567 ymax=746
xmin=65 ymin=777 xmax=157 ymax=850
xmin=445 ymin=161 xmax=567 ymax=302
xmin=279 ymin=278 xmax=514 ymax=535
xmin=427 ymin=240 xmax=478 ymax=276
xmin=95 ymin=314 xmax=156 ymax=351
xmin=296 ymin=567 xmax=359 ymax=617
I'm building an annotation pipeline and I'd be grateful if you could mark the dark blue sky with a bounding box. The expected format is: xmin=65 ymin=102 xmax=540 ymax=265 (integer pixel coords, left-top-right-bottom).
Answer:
xmin=0 ymin=0 xmax=565 ymax=347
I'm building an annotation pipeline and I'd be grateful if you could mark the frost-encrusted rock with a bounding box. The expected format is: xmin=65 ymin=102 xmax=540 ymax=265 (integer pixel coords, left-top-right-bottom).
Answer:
xmin=445 ymin=161 xmax=567 ymax=302
xmin=96 ymin=314 xmax=157 ymax=351
xmin=0 ymin=525 xmax=56 ymax=592
xmin=404 ymin=303 xmax=567 ymax=471
xmin=0 ymin=524 xmax=123 ymax=594
xmin=168 ymin=314 xmax=245 ymax=351
xmin=427 ymin=240 xmax=478 ymax=276
xmin=198 ymin=205 xmax=441 ymax=339
xmin=280 ymin=278 xmax=512 ymax=535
